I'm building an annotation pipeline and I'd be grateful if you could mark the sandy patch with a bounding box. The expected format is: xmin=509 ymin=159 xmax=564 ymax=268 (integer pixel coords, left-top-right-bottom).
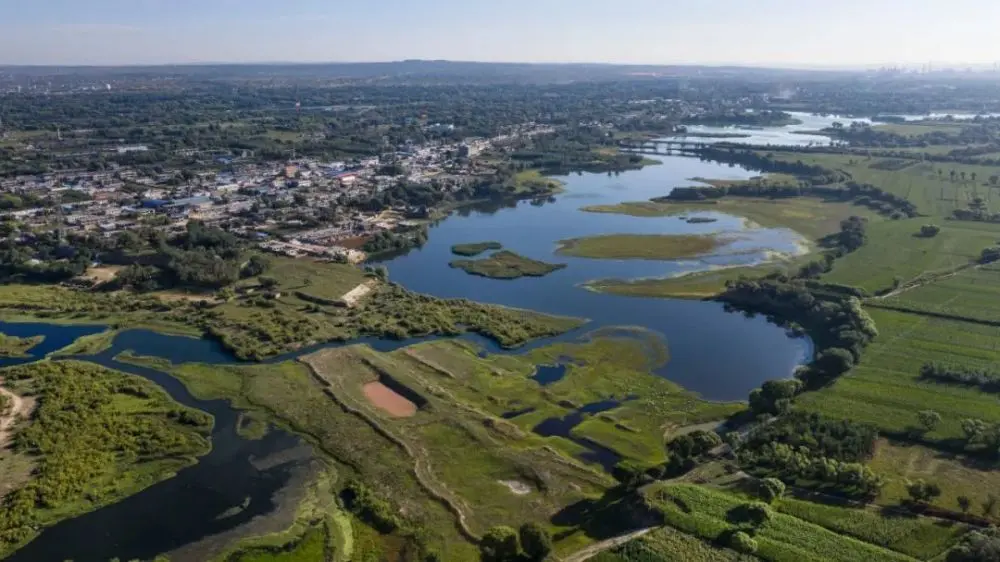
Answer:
xmin=498 ymin=480 xmax=532 ymax=496
xmin=83 ymin=265 xmax=122 ymax=283
xmin=362 ymin=382 xmax=417 ymax=418
xmin=340 ymin=281 xmax=375 ymax=308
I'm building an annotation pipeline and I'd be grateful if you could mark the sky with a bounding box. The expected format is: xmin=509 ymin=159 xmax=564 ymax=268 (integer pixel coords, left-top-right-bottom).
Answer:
xmin=2 ymin=0 xmax=1000 ymax=68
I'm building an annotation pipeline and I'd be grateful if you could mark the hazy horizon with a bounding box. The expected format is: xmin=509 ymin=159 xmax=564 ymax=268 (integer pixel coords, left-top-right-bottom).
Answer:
xmin=3 ymin=0 xmax=1000 ymax=68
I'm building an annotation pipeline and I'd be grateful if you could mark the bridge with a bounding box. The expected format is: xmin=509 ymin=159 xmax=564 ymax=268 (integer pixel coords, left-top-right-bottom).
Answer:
xmin=618 ymin=138 xmax=707 ymax=155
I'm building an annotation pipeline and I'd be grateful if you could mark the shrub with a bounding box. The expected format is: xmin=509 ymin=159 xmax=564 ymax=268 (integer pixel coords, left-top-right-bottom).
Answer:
xmin=519 ymin=522 xmax=553 ymax=561
xmin=919 ymin=224 xmax=941 ymax=237
xmin=758 ymin=478 xmax=786 ymax=503
xmin=480 ymin=525 xmax=520 ymax=562
xmin=727 ymin=530 xmax=759 ymax=554
xmin=726 ymin=502 xmax=773 ymax=528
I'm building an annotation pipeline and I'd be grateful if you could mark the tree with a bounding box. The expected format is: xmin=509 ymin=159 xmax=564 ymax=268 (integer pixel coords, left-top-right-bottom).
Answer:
xmin=917 ymin=410 xmax=942 ymax=433
xmin=480 ymin=526 xmax=519 ymax=562
xmin=982 ymin=494 xmax=998 ymax=517
xmin=258 ymin=276 xmax=279 ymax=290
xmin=519 ymin=523 xmax=552 ymax=561
xmin=989 ymin=175 xmax=999 ymax=187
xmin=814 ymin=348 xmax=855 ymax=377
xmin=957 ymin=495 xmax=971 ymax=513
xmin=906 ymin=479 xmax=941 ymax=504
xmin=758 ymin=478 xmax=786 ymax=503
xmin=242 ymin=254 xmax=271 ymax=278
xmin=972 ymin=172 xmax=978 ymax=183
xmin=946 ymin=527 xmax=1000 ymax=561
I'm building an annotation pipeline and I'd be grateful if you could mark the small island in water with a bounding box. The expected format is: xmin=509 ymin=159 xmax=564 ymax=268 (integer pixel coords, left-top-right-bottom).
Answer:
xmin=556 ymin=233 xmax=728 ymax=261
xmin=450 ymin=241 xmax=503 ymax=256
xmin=450 ymin=250 xmax=567 ymax=279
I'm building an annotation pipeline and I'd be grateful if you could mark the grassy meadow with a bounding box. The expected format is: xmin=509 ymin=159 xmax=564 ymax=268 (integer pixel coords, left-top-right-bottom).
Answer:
xmin=557 ymin=233 xmax=727 ymax=261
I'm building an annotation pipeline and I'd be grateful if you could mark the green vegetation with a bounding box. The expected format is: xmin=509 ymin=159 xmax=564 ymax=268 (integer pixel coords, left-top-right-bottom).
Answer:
xmin=879 ymin=262 xmax=1000 ymax=322
xmin=796 ymin=308 xmax=1000 ymax=442
xmin=641 ymin=483 xmax=917 ymax=562
xmin=601 ymin=526 xmax=758 ymax=561
xmin=0 ymin=333 xmax=43 ymax=357
xmin=451 ymin=241 xmax=503 ymax=257
xmin=48 ymin=329 xmax=119 ymax=357
xmin=449 ymin=250 xmax=567 ymax=279
xmin=557 ymin=234 xmax=729 ymax=261
xmin=0 ymin=258 xmax=584 ymax=361
xmin=822 ymin=218 xmax=1000 ymax=293
xmin=775 ymin=496 xmax=968 ymax=559
xmin=512 ymin=170 xmax=565 ymax=194
xmin=0 ymin=360 xmax=212 ymax=556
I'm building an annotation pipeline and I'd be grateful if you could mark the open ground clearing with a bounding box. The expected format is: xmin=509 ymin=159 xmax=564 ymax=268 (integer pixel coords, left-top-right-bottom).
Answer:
xmin=362 ymin=382 xmax=418 ymax=417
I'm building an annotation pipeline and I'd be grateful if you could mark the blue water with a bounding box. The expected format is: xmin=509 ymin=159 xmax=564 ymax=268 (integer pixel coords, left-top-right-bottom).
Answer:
xmin=379 ymin=154 xmax=812 ymax=402
xmin=532 ymin=364 xmax=568 ymax=386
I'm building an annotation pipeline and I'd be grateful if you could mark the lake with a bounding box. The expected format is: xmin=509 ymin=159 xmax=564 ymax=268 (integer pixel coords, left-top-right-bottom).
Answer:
xmin=379 ymin=154 xmax=813 ymax=402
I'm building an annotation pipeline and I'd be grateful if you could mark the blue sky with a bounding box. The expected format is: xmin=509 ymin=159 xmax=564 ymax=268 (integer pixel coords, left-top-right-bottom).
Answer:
xmin=2 ymin=0 xmax=1000 ymax=67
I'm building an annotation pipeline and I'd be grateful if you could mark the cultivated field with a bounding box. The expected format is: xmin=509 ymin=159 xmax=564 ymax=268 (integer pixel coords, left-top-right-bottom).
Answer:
xmin=822 ymin=218 xmax=1000 ymax=293
xmin=796 ymin=307 xmax=1000 ymax=441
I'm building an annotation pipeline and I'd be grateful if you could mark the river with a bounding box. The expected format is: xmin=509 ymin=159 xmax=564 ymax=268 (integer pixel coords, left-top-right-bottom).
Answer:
xmin=668 ymin=111 xmax=871 ymax=147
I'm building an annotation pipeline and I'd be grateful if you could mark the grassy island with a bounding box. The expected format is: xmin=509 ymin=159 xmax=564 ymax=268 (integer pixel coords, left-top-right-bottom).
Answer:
xmin=451 ymin=241 xmax=503 ymax=257
xmin=556 ymin=233 xmax=727 ymax=261
xmin=0 ymin=360 xmax=212 ymax=556
xmin=450 ymin=250 xmax=567 ymax=279
xmin=0 ymin=333 xmax=44 ymax=358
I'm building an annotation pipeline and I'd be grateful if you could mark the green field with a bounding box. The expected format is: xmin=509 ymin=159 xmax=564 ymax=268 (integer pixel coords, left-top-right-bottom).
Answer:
xmin=449 ymin=250 xmax=567 ymax=279
xmin=880 ymin=262 xmax=1000 ymax=322
xmin=600 ymin=526 xmax=758 ymax=561
xmin=796 ymin=307 xmax=1000 ymax=441
xmin=641 ymin=483 xmax=919 ymax=562
xmin=762 ymin=151 xmax=1000 ymax=216
xmin=869 ymin=440 xmax=1000 ymax=513
xmin=557 ymin=234 xmax=729 ymax=261
xmin=872 ymin=122 xmax=968 ymax=137
xmin=822 ymin=218 xmax=1000 ymax=293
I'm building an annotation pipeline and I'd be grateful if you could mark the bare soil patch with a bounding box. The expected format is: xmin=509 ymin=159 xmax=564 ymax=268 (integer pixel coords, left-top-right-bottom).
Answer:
xmin=362 ymin=382 xmax=417 ymax=418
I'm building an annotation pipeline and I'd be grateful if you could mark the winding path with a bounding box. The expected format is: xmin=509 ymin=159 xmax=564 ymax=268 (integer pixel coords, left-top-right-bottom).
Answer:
xmin=0 ymin=380 xmax=29 ymax=447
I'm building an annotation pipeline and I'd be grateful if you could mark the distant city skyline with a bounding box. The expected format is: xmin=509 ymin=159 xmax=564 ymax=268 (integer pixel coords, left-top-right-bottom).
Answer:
xmin=2 ymin=0 xmax=1000 ymax=68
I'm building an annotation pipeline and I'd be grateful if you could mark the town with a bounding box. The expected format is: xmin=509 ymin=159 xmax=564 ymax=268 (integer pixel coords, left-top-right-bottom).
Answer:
xmin=0 ymin=122 xmax=554 ymax=265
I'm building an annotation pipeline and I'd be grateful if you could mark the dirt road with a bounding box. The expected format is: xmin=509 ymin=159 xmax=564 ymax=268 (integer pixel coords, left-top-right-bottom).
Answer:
xmin=0 ymin=381 xmax=30 ymax=447
xmin=561 ymin=528 xmax=656 ymax=562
